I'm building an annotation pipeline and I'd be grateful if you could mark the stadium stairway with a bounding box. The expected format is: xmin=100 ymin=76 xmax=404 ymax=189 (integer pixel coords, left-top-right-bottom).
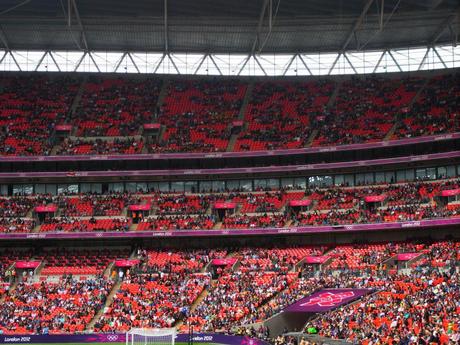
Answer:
xmin=155 ymin=79 xmax=170 ymax=113
xmin=326 ymin=79 xmax=341 ymax=109
xmin=69 ymin=76 xmax=88 ymax=136
xmin=304 ymin=129 xmax=318 ymax=148
xmin=237 ymin=81 xmax=254 ymax=121
xmin=86 ymin=279 xmax=123 ymax=332
xmin=385 ymin=75 xmax=432 ymax=140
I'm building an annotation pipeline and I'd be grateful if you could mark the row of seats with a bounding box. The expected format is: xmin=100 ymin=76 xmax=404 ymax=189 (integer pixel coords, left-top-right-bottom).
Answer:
xmin=0 ymin=72 xmax=458 ymax=155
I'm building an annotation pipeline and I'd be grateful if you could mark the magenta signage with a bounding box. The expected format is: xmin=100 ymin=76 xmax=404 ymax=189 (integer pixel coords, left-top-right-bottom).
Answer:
xmin=15 ymin=261 xmax=41 ymax=269
xmin=396 ymin=253 xmax=420 ymax=261
xmin=55 ymin=125 xmax=72 ymax=131
xmin=285 ymin=288 xmax=372 ymax=312
xmin=114 ymin=259 xmax=140 ymax=267
xmin=304 ymin=256 xmax=329 ymax=264
xmin=211 ymin=258 xmax=237 ymax=266
xmin=128 ymin=204 xmax=151 ymax=211
xmin=214 ymin=202 xmax=237 ymax=209
xmin=441 ymin=189 xmax=460 ymax=196
xmin=364 ymin=195 xmax=386 ymax=202
xmin=289 ymin=199 xmax=311 ymax=207
xmin=35 ymin=205 xmax=57 ymax=213
xmin=143 ymin=123 xmax=161 ymax=130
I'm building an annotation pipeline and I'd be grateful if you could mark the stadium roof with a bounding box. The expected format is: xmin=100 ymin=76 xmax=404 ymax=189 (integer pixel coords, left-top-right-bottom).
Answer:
xmin=0 ymin=0 xmax=459 ymax=54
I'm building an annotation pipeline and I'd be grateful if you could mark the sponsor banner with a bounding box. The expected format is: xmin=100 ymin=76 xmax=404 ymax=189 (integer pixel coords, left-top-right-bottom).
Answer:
xmin=128 ymin=204 xmax=151 ymax=211
xmin=396 ymin=253 xmax=420 ymax=261
xmin=211 ymin=258 xmax=237 ymax=266
xmin=143 ymin=123 xmax=161 ymax=130
xmin=289 ymin=199 xmax=311 ymax=207
xmin=441 ymin=189 xmax=460 ymax=197
xmin=15 ymin=261 xmax=40 ymax=269
xmin=34 ymin=205 xmax=57 ymax=213
xmin=214 ymin=202 xmax=237 ymax=209
xmin=55 ymin=125 xmax=72 ymax=131
xmin=114 ymin=259 xmax=140 ymax=267
xmin=0 ymin=133 xmax=457 ymax=163
xmin=285 ymin=288 xmax=372 ymax=313
xmin=0 ymin=333 xmax=269 ymax=345
xmin=364 ymin=195 xmax=386 ymax=202
xmin=0 ymin=217 xmax=457 ymax=240
xmin=304 ymin=256 xmax=329 ymax=264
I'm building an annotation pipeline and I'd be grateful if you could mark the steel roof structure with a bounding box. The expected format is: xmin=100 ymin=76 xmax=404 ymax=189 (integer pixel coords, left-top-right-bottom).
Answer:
xmin=0 ymin=0 xmax=458 ymax=75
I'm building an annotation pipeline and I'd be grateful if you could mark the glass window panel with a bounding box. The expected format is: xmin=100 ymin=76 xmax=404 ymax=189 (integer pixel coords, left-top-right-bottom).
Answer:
xmin=240 ymin=180 xmax=252 ymax=192
xmin=199 ymin=181 xmax=212 ymax=192
xmin=281 ymin=178 xmax=294 ymax=189
xmin=334 ymin=175 xmax=344 ymax=186
xmin=385 ymin=171 xmax=395 ymax=184
xmin=344 ymin=174 xmax=354 ymax=187
xmin=212 ymin=181 xmax=225 ymax=192
xmin=294 ymin=178 xmax=306 ymax=189
xmin=45 ymin=184 xmax=57 ymax=195
xmin=396 ymin=170 xmax=406 ymax=182
xmin=109 ymin=183 xmax=124 ymax=193
xmin=170 ymin=182 xmax=184 ymax=192
xmin=437 ymin=167 xmax=447 ymax=179
xmin=34 ymin=184 xmax=46 ymax=194
xmin=375 ymin=172 xmax=385 ymax=184
xmin=158 ymin=182 xmax=170 ymax=192
xmin=184 ymin=181 xmax=198 ymax=193
xmin=125 ymin=182 xmax=137 ymax=193
xmin=446 ymin=165 xmax=456 ymax=178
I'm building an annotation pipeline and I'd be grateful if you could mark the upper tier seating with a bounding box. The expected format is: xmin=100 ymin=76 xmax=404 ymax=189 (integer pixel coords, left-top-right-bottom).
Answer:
xmin=0 ymin=72 xmax=458 ymax=155
xmin=0 ymin=75 xmax=78 ymax=156
xmin=71 ymin=77 xmax=162 ymax=137
xmin=151 ymin=80 xmax=246 ymax=153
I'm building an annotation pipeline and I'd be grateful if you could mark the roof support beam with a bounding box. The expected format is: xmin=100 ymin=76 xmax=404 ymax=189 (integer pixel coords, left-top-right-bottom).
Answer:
xmin=433 ymin=47 xmax=447 ymax=68
xmin=209 ymin=55 xmax=223 ymax=75
xmin=34 ymin=51 xmax=48 ymax=71
xmin=153 ymin=53 xmax=166 ymax=74
xmin=194 ymin=54 xmax=207 ymax=74
xmin=388 ymin=50 xmax=402 ymax=72
xmin=114 ymin=52 xmax=127 ymax=72
xmin=298 ymin=55 xmax=312 ymax=75
xmin=328 ymin=53 xmax=341 ymax=75
xmin=9 ymin=51 xmax=21 ymax=71
xmin=254 ymin=55 xmax=267 ymax=75
xmin=282 ymin=54 xmax=297 ymax=76
xmin=70 ymin=0 xmax=89 ymax=51
xmin=48 ymin=52 xmax=61 ymax=72
xmin=418 ymin=47 xmax=430 ymax=70
xmin=343 ymin=53 xmax=357 ymax=73
xmin=73 ymin=51 xmax=87 ymax=71
xmin=341 ymin=0 xmax=374 ymax=51
xmin=127 ymin=53 xmax=140 ymax=73
xmin=250 ymin=0 xmax=270 ymax=55
xmin=372 ymin=50 xmax=386 ymax=73
xmin=0 ymin=25 xmax=10 ymax=50
xmin=0 ymin=51 xmax=7 ymax=65
xmin=167 ymin=54 xmax=180 ymax=74
xmin=164 ymin=0 xmax=169 ymax=52
xmin=429 ymin=14 xmax=457 ymax=45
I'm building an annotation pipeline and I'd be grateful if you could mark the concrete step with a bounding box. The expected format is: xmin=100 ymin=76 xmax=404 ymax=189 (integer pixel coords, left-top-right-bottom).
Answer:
xmin=86 ymin=280 xmax=121 ymax=331
xmin=237 ymin=82 xmax=254 ymax=121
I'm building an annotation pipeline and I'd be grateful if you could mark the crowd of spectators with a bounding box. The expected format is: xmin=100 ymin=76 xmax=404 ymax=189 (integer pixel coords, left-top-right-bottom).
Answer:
xmin=56 ymin=138 xmax=143 ymax=155
xmin=0 ymin=75 xmax=78 ymax=156
xmin=71 ymin=77 xmax=162 ymax=137
xmin=0 ymin=73 xmax=459 ymax=156
xmin=0 ymin=276 xmax=113 ymax=334
xmin=396 ymin=73 xmax=460 ymax=139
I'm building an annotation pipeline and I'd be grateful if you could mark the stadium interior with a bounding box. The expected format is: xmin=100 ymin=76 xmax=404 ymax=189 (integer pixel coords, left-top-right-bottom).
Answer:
xmin=0 ymin=0 xmax=459 ymax=345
